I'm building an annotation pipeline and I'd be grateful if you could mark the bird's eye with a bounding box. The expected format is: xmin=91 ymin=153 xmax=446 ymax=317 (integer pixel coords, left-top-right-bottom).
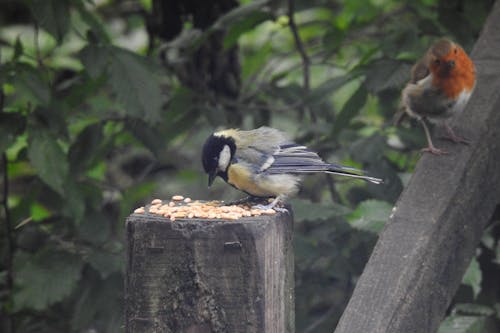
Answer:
xmin=434 ymin=59 xmax=441 ymax=66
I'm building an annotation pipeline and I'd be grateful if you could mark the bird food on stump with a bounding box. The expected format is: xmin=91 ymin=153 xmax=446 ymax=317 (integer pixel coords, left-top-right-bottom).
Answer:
xmin=125 ymin=197 xmax=294 ymax=333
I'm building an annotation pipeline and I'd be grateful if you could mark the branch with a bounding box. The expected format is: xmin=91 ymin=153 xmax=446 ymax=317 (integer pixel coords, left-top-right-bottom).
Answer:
xmin=0 ymin=51 xmax=15 ymax=333
xmin=288 ymin=0 xmax=310 ymax=92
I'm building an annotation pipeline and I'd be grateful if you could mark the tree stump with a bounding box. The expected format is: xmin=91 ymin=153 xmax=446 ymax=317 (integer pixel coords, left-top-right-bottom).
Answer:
xmin=125 ymin=210 xmax=294 ymax=333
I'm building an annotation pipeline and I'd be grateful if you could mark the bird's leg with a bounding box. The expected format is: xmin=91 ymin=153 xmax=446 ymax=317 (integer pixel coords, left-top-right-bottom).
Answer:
xmin=252 ymin=195 xmax=288 ymax=212
xmin=419 ymin=118 xmax=448 ymax=155
xmin=442 ymin=122 xmax=470 ymax=145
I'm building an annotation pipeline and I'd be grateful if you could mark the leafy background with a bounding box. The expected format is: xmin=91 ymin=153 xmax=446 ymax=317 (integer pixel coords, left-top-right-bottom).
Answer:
xmin=0 ymin=0 xmax=499 ymax=332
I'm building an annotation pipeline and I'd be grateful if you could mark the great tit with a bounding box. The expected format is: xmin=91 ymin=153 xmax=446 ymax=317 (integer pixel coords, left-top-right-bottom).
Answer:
xmin=202 ymin=127 xmax=382 ymax=209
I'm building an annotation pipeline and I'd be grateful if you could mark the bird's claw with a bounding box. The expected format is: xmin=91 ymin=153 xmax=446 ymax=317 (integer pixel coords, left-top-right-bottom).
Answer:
xmin=251 ymin=204 xmax=287 ymax=213
xmin=421 ymin=146 xmax=448 ymax=155
xmin=441 ymin=134 xmax=470 ymax=145
xmin=273 ymin=207 xmax=288 ymax=213
xmin=443 ymin=124 xmax=470 ymax=145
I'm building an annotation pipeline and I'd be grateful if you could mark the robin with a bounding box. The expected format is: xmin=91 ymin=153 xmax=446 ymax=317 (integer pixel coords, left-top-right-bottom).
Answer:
xmin=400 ymin=38 xmax=476 ymax=155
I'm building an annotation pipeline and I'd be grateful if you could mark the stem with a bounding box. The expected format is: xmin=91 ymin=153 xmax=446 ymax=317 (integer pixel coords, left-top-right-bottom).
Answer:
xmin=34 ymin=21 xmax=43 ymax=68
xmin=1 ymin=60 xmax=15 ymax=333
xmin=288 ymin=0 xmax=310 ymax=91
xmin=288 ymin=0 xmax=317 ymax=122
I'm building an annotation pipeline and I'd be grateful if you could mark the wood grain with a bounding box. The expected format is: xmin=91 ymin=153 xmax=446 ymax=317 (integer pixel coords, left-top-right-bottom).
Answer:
xmin=125 ymin=211 xmax=294 ymax=333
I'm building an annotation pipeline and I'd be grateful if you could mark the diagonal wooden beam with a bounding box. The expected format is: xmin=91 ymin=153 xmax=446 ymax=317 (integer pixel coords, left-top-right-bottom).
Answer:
xmin=334 ymin=2 xmax=500 ymax=332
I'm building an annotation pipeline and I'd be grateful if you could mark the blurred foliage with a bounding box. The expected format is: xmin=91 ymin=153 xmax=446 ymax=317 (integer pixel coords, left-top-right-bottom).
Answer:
xmin=0 ymin=0 xmax=499 ymax=332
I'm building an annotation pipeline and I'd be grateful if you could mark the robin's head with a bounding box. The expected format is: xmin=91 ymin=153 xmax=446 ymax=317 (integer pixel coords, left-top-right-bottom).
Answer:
xmin=428 ymin=39 xmax=474 ymax=79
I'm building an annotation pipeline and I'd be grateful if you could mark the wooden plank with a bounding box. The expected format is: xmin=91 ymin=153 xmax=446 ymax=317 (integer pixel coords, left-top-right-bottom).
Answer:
xmin=334 ymin=2 xmax=500 ymax=333
xmin=125 ymin=211 xmax=294 ymax=333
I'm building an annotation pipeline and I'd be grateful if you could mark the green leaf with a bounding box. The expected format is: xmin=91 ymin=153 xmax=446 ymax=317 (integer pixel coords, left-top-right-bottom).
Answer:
xmin=0 ymin=112 xmax=26 ymax=153
xmin=163 ymin=86 xmax=199 ymax=138
xmin=108 ymin=47 xmax=163 ymax=123
xmin=224 ymin=10 xmax=273 ymax=49
xmin=290 ymin=198 xmax=351 ymax=222
xmin=86 ymin=250 xmax=123 ymax=279
xmin=125 ymin=119 xmax=166 ymax=156
xmin=13 ymin=249 xmax=83 ymax=311
xmin=69 ymin=123 xmax=104 ymax=174
xmin=79 ymin=44 xmax=110 ymax=79
xmin=126 ymin=87 xmax=198 ymax=154
xmin=62 ymin=179 xmax=86 ymax=223
xmin=75 ymin=2 xmax=111 ymax=43
xmin=348 ymin=199 xmax=392 ymax=233
xmin=305 ymin=74 xmax=355 ymax=105
xmin=331 ymin=84 xmax=368 ymax=138
xmin=30 ymin=202 xmax=51 ymax=221
xmin=453 ymin=304 xmax=495 ymax=317
xmin=364 ymin=58 xmax=412 ymax=94
xmin=13 ymin=36 xmax=24 ymax=60
xmin=212 ymin=0 xmax=271 ymax=30
xmin=322 ymin=27 xmax=346 ymax=52
xmin=462 ymin=257 xmax=482 ymax=299
xmin=494 ymin=239 xmax=500 ymax=265
xmin=14 ymin=64 xmax=50 ymax=106
xmin=30 ymin=0 xmax=71 ymax=43
xmin=71 ymin=274 xmax=123 ymax=332
xmin=438 ymin=315 xmax=497 ymax=333
xmin=77 ymin=211 xmax=110 ymax=245
xmin=33 ymin=105 xmax=69 ymax=137
xmin=27 ymin=130 xmax=69 ymax=195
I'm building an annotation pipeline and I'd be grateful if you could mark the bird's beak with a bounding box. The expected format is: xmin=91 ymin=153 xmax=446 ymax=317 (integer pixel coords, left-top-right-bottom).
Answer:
xmin=208 ymin=171 xmax=217 ymax=187
xmin=446 ymin=60 xmax=455 ymax=69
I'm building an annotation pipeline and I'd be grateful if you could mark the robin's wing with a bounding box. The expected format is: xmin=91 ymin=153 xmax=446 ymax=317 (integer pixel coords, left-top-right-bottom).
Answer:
xmin=411 ymin=56 xmax=430 ymax=83
xmin=404 ymin=80 xmax=452 ymax=118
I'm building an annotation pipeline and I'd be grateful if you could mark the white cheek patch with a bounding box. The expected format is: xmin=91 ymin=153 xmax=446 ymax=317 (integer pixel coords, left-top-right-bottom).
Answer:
xmin=218 ymin=145 xmax=232 ymax=171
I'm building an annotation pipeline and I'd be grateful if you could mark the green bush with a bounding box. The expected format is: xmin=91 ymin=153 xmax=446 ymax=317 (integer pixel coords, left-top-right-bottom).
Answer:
xmin=0 ymin=0 xmax=498 ymax=332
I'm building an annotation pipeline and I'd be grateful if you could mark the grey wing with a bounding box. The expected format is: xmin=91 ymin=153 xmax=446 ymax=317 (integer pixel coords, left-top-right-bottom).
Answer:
xmin=262 ymin=143 xmax=358 ymax=174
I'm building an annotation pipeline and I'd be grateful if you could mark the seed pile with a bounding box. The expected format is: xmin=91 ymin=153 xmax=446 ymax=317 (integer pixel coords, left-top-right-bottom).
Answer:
xmin=133 ymin=195 xmax=276 ymax=221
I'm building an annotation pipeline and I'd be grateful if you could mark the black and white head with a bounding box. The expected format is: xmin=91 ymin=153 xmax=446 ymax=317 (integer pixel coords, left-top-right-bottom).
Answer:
xmin=201 ymin=133 xmax=236 ymax=186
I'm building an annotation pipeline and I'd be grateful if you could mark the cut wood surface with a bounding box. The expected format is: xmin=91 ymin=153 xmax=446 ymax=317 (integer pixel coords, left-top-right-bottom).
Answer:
xmin=335 ymin=2 xmax=500 ymax=333
xmin=125 ymin=210 xmax=294 ymax=333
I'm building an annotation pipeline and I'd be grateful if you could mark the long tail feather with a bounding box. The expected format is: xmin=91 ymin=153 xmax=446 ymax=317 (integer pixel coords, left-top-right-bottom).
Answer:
xmin=324 ymin=169 xmax=383 ymax=184
xmin=326 ymin=164 xmax=383 ymax=184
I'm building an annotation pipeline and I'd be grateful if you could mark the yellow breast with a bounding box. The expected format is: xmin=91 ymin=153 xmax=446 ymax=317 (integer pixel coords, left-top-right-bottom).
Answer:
xmin=227 ymin=164 xmax=273 ymax=197
xmin=227 ymin=163 xmax=300 ymax=198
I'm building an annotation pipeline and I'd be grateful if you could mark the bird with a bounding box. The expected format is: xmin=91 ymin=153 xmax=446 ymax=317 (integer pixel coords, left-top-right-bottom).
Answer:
xmin=201 ymin=127 xmax=382 ymax=210
xmin=400 ymin=38 xmax=476 ymax=155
